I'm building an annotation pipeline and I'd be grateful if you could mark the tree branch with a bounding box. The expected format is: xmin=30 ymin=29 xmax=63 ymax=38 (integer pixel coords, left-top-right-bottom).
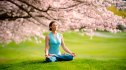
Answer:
xmin=0 ymin=12 xmax=30 ymax=20
xmin=18 ymin=0 xmax=50 ymax=12
xmin=49 ymin=1 xmax=85 ymax=11
xmin=6 ymin=0 xmax=47 ymax=26
xmin=17 ymin=0 xmax=56 ymax=20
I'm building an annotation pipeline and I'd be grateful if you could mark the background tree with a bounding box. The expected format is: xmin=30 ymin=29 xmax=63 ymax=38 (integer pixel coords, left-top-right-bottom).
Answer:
xmin=0 ymin=0 xmax=126 ymax=43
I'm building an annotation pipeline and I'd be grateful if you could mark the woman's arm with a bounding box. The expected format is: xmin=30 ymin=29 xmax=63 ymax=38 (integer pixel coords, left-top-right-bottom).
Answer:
xmin=61 ymin=34 xmax=76 ymax=57
xmin=45 ymin=35 xmax=49 ymax=58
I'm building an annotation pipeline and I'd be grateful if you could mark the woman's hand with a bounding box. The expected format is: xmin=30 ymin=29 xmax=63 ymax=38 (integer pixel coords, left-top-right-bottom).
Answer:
xmin=45 ymin=54 xmax=49 ymax=58
xmin=70 ymin=53 xmax=76 ymax=57
xmin=48 ymin=54 xmax=56 ymax=56
xmin=45 ymin=54 xmax=56 ymax=58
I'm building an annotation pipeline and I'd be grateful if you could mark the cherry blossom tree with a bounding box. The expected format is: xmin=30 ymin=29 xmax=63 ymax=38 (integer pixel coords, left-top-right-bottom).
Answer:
xmin=0 ymin=0 xmax=126 ymax=43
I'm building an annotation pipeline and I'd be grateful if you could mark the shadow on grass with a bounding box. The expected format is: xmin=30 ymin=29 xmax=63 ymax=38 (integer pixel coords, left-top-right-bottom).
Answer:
xmin=0 ymin=59 xmax=50 ymax=70
xmin=0 ymin=59 xmax=126 ymax=70
xmin=16 ymin=59 xmax=51 ymax=64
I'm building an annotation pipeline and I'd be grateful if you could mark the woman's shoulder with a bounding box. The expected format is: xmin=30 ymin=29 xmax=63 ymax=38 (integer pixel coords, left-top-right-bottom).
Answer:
xmin=45 ymin=32 xmax=55 ymax=38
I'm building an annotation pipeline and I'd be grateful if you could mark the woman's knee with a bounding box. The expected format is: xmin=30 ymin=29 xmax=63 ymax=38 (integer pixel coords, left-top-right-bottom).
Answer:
xmin=66 ymin=54 xmax=74 ymax=60
xmin=59 ymin=54 xmax=74 ymax=61
xmin=45 ymin=56 xmax=57 ymax=62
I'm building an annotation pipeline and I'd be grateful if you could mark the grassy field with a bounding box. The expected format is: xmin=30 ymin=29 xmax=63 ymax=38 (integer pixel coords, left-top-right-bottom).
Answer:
xmin=0 ymin=31 xmax=126 ymax=70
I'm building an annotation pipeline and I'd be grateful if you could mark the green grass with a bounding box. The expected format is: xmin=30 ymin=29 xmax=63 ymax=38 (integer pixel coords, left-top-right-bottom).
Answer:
xmin=107 ymin=5 xmax=126 ymax=18
xmin=0 ymin=31 xmax=126 ymax=70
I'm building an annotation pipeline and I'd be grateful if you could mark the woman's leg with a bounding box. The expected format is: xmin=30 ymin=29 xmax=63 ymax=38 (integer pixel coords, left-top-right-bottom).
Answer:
xmin=45 ymin=56 xmax=57 ymax=62
xmin=56 ymin=54 xmax=73 ymax=61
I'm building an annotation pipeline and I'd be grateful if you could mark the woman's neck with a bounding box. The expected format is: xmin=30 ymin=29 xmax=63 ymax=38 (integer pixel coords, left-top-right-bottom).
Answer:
xmin=51 ymin=31 xmax=57 ymax=34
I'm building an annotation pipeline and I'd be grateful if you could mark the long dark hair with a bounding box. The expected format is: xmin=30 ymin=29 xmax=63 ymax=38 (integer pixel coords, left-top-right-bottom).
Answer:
xmin=49 ymin=21 xmax=56 ymax=31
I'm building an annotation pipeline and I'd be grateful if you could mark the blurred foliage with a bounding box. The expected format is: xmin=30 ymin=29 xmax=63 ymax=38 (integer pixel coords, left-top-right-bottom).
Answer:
xmin=117 ymin=24 xmax=126 ymax=31
xmin=107 ymin=5 xmax=126 ymax=18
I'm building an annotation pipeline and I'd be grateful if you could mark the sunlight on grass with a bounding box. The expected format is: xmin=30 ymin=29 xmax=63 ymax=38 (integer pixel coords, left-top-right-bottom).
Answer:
xmin=0 ymin=31 xmax=126 ymax=70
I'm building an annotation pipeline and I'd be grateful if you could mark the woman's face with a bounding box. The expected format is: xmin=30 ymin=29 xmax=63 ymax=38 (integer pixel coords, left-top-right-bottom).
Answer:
xmin=51 ymin=23 xmax=58 ymax=31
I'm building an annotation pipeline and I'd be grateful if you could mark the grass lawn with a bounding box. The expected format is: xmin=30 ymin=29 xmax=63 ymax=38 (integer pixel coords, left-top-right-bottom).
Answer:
xmin=0 ymin=31 xmax=126 ymax=70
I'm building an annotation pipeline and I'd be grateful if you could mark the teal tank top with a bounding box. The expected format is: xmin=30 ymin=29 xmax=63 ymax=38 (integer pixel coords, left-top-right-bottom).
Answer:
xmin=49 ymin=32 xmax=61 ymax=55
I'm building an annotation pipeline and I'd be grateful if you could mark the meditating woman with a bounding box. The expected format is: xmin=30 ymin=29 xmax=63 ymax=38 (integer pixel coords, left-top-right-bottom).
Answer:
xmin=45 ymin=21 xmax=76 ymax=62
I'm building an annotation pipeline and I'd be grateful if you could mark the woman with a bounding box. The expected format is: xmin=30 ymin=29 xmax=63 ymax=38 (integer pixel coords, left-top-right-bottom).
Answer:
xmin=45 ymin=21 xmax=75 ymax=62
